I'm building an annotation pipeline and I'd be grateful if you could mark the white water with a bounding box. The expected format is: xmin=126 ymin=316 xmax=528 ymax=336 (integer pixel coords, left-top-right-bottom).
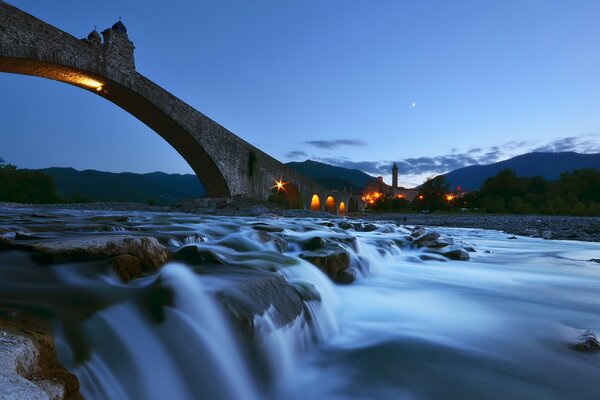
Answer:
xmin=1 ymin=209 xmax=600 ymax=399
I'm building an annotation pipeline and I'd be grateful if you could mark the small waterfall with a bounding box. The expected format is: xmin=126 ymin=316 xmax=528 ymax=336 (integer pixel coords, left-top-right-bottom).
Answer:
xmin=58 ymin=263 xmax=260 ymax=400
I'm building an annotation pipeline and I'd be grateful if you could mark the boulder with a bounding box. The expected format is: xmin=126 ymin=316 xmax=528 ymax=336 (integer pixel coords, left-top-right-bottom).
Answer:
xmin=175 ymin=245 xmax=224 ymax=265
xmin=216 ymin=273 xmax=304 ymax=340
xmin=0 ymin=319 xmax=81 ymax=400
xmin=573 ymin=330 xmax=600 ymax=352
xmin=0 ymin=236 xmax=168 ymax=272
xmin=440 ymin=248 xmax=470 ymax=261
xmin=255 ymin=231 xmax=288 ymax=253
xmin=301 ymin=237 xmax=326 ymax=251
xmin=299 ymin=247 xmax=353 ymax=283
xmin=332 ymin=269 xmax=356 ymax=285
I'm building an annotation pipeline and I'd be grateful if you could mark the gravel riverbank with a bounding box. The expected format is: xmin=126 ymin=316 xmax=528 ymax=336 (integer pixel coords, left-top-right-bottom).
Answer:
xmin=360 ymin=213 xmax=600 ymax=243
xmin=2 ymin=202 xmax=599 ymax=242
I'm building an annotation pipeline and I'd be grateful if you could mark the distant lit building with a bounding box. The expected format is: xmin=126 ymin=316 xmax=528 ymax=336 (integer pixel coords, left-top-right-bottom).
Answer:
xmin=363 ymin=163 xmax=419 ymax=202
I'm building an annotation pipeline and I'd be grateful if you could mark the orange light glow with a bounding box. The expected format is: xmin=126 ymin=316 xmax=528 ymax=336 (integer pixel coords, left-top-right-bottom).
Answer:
xmin=325 ymin=196 xmax=336 ymax=213
xmin=75 ymin=77 xmax=103 ymax=89
xmin=310 ymin=194 xmax=321 ymax=211
xmin=272 ymin=177 xmax=287 ymax=193
xmin=339 ymin=201 xmax=346 ymax=215
xmin=396 ymin=194 xmax=405 ymax=199
xmin=446 ymin=194 xmax=455 ymax=201
xmin=418 ymin=195 xmax=424 ymax=200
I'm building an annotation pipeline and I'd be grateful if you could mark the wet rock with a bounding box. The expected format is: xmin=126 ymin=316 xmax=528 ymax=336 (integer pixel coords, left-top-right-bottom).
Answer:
xmin=440 ymin=247 xmax=470 ymax=261
xmin=419 ymin=254 xmax=448 ymax=262
xmin=330 ymin=236 xmax=357 ymax=251
xmin=252 ymin=224 xmax=284 ymax=233
xmin=573 ymin=330 xmax=600 ymax=352
xmin=216 ymin=273 xmax=304 ymax=340
xmin=588 ymin=259 xmax=600 ymax=264
xmin=0 ymin=319 xmax=81 ymax=400
xmin=463 ymin=246 xmax=477 ymax=253
xmin=301 ymin=237 xmax=326 ymax=251
xmin=110 ymin=255 xmax=143 ymax=282
xmin=256 ymin=231 xmax=288 ymax=253
xmin=0 ymin=236 xmax=168 ymax=271
xmin=175 ymin=245 xmax=223 ymax=265
xmin=332 ymin=269 xmax=356 ymax=284
xmin=508 ymin=236 xmax=518 ymax=240
xmin=290 ymin=282 xmax=322 ymax=302
xmin=361 ymin=224 xmax=379 ymax=232
xmin=338 ymin=221 xmax=352 ymax=230
xmin=542 ymin=230 xmax=553 ymax=240
xmin=299 ymin=248 xmax=351 ymax=282
xmin=14 ymin=233 xmax=46 ymax=241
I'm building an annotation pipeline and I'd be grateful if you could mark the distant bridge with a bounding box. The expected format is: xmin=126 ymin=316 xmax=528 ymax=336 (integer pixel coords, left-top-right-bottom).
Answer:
xmin=0 ymin=2 xmax=356 ymax=213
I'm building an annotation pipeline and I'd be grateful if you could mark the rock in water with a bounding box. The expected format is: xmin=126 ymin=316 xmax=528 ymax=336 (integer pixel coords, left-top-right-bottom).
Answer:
xmin=0 ymin=235 xmax=168 ymax=273
xmin=299 ymin=247 xmax=354 ymax=284
xmin=0 ymin=319 xmax=81 ymax=399
xmin=573 ymin=330 xmax=600 ymax=352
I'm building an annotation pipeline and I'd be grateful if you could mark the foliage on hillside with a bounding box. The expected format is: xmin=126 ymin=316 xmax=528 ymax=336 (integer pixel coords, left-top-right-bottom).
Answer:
xmin=0 ymin=163 xmax=61 ymax=204
xmin=462 ymin=168 xmax=600 ymax=215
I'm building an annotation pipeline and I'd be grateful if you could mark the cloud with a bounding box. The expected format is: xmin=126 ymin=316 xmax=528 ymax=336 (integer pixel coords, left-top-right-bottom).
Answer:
xmin=303 ymin=139 xmax=367 ymax=149
xmin=285 ymin=150 xmax=308 ymax=159
xmin=313 ymin=157 xmax=383 ymax=175
xmin=532 ymin=134 xmax=600 ymax=153
xmin=311 ymin=134 xmax=600 ymax=185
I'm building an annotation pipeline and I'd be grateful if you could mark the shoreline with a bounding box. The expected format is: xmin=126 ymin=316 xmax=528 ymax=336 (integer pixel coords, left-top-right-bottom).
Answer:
xmin=359 ymin=213 xmax=600 ymax=243
xmin=1 ymin=201 xmax=599 ymax=243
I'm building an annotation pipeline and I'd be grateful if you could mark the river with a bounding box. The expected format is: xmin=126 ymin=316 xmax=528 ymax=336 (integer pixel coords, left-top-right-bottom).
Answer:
xmin=1 ymin=208 xmax=599 ymax=399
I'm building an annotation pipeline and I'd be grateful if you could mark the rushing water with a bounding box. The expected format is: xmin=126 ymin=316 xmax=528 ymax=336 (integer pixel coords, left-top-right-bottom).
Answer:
xmin=1 ymin=208 xmax=600 ymax=399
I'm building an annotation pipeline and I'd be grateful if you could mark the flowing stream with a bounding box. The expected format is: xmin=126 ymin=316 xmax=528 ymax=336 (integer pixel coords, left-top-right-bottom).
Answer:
xmin=1 ymin=208 xmax=600 ymax=399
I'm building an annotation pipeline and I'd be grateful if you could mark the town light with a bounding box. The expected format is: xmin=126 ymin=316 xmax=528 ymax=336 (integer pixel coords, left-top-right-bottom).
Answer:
xmin=446 ymin=194 xmax=455 ymax=201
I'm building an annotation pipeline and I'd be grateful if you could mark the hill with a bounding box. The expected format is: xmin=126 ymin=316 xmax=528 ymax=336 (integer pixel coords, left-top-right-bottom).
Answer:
xmin=286 ymin=160 xmax=375 ymax=191
xmin=35 ymin=167 xmax=205 ymax=205
xmin=443 ymin=152 xmax=600 ymax=190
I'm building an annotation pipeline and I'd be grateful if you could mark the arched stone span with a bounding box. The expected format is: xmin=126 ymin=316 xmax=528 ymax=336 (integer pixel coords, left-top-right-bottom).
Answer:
xmin=0 ymin=3 xmax=325 ymax=201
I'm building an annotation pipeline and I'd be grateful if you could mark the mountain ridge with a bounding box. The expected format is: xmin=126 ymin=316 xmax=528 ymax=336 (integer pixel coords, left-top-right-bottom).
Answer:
xmin=442 ymin=152 xmax=600 ymax=190
xmin=29 ymin=167 xmax=205 ymax=205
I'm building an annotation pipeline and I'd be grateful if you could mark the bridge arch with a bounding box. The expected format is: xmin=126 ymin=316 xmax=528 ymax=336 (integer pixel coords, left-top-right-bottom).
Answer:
xmin=0 ymin=3 xmax=327 ymax=202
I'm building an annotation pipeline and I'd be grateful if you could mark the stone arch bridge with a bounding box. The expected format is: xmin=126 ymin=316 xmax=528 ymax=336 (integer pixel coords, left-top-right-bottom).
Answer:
xmin=0 ymin=2 xmax=353 ymax=214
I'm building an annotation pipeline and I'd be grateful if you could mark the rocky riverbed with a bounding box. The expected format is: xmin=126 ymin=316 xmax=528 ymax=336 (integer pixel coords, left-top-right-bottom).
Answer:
xmin=2 ymin=201 xmax=599 ymax=242
xmin=363 ymin=213 xmax=600 ymax=242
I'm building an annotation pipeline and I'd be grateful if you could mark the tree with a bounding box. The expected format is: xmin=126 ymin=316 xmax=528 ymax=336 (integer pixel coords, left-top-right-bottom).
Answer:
xmin=417 ymin=175 xmax=450 ymax=211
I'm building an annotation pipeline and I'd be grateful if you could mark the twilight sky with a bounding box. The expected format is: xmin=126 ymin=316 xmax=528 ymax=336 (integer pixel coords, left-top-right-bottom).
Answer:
xmin=2 ymin=0 xmax=600 ymax=187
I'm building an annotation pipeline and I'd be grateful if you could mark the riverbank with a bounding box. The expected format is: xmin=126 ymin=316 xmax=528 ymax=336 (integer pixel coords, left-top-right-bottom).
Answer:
xmin=2 ymin=201 xmax=599 ymax=242
xmin=359 ymin=213 xmax=600 ymax=242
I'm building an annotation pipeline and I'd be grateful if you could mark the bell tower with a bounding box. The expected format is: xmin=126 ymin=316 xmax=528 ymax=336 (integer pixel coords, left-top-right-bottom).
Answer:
xmin=392 ymin=163 xmax=398 ymax=190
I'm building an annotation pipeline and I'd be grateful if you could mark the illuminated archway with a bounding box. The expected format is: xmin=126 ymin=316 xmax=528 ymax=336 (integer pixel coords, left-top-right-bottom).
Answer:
xmin=268 ymin=179 xmax=303 ymax=209
xmin=338 ymin=201 xmax=346 ymax=215
xmin=325 ymin=196 xmax=336 ymax=214
xmin=310 ymin=194 xmax=321 ymax=211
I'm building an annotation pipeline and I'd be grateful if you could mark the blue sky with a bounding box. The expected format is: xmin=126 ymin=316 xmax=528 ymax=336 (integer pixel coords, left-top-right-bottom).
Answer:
xmin=2 ymin=0 xmax=600 ymax=187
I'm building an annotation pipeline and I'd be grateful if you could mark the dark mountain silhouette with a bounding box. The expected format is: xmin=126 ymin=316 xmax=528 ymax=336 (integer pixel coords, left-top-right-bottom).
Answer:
xmin=33 ymin=167 xmax=205 ymax=205
xmin=443 ymin=152 xmax=600 ymax=190
xmin=286 ymin=160 xmax=376 ymax=191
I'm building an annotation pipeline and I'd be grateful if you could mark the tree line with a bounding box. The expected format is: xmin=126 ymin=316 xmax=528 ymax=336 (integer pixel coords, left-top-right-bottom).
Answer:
xmin=0 ymin=159 xmax=90 ymax=204
xmin=366 ymin=168 xmax=600 ymax=216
